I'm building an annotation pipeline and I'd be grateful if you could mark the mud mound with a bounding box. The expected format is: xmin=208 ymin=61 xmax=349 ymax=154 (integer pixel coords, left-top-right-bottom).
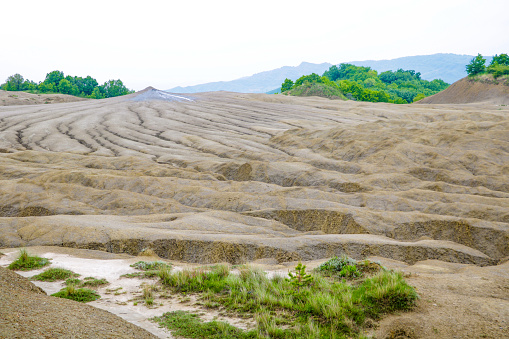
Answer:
xmin=0 ymin=266 xmax=157 ymax=338
xmin=0 ymin=90 xmax=508 ymax=267
xmin=417 ymin=77 xmax=509 ymax=104
xmin=0 ymin=90 xmax=88 ymax=106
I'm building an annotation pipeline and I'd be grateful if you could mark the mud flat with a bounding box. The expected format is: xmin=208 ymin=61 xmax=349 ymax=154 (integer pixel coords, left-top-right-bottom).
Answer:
xmin=0 ymin=89 xmax=507 ymax=268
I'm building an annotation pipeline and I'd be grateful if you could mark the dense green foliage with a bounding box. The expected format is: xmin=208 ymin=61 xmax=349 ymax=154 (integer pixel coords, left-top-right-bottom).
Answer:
xmin=7 ymin=249 xmax=50 ymax=271
xmin=466 ymin=53 xmax=509 ymax=80
xmin=130 ymin=261 xmax=172 ymax=271
xmin=466 ymin=54 xmax=487 ymax=76
xmin=282 ymin=64 xmax=449 ymax=103
xmin=156 ymin=259 xmax=418 ymax=338
xmin=1 ymin=70 xmax=134 ymax=98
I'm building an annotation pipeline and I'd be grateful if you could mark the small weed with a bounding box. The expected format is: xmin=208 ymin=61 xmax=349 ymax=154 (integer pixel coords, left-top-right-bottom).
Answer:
xmin=8 ymin=249 xmax=50 ymax=271
xmin=131 ymin=261 xmax=171 ymax=271
xmin=80 ymin=278 xmax=109 ymax=287
xmin=51 ymin=285 xmax=100 ymax=303
xmin=65 ymin=278 xmax=82 ymax=286
xmin=121 ymin=271 xmax=159 ymax=279
xmin=31 ymin=268 xmax=79 ymax=282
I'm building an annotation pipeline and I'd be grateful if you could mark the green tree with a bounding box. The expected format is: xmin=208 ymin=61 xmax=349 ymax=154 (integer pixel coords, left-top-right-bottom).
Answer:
xmin=90 ymin=87 xmax=105 ymax=99
xmin=281 ymin=78 xmax=294 ymax=92
xmin=44 ymin=70 xmax=65 ymax=87
xmin=58 ymin=79 xmax=73 ymax=94
xmin=101 ymin=79 xmax=133 ymax=98
xmin=466 ymin=54 xmax=486 ymax=76
xmin=3 ymin=73 xmax=25 ymax=91
xmin=490 ymin=53 xmax=509 ymax=66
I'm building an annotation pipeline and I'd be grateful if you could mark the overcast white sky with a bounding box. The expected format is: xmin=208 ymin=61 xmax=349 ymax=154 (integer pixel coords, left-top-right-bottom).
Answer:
xmin=1 ymin=0 xmax=508 ymax=91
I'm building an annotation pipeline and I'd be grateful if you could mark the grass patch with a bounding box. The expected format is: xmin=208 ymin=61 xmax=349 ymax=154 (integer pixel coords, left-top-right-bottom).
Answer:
xmin=64 ymin=277 xmax=109 ymax=287
xmin=121 ymin=271 xmax=159 ymax=279
xmin=131 ymin=260 xmax=171 ymax=271
xmin=7 ymin=248 xmax=50 ymax=271
xmin=80 ymin=277 xmax=109 ymax=287
xmin=51 ymin=285 xmax=100 ymax=303
xmin=31 ymin=268 xmax=79 ymax=282
xmin=152 ymin=311 xmax=257 ymax=339
xmin=156 ymin=259 xmax=417 ymax=338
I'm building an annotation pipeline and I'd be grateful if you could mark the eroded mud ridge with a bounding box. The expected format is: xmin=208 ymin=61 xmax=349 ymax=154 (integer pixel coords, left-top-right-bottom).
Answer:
xmin=0 ymin=89 xmax=508 ymax=266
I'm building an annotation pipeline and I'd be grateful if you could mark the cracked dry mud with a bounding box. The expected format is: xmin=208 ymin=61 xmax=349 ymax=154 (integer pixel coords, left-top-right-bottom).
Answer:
xmin=0 ymin=88 xmax=508 ymax=338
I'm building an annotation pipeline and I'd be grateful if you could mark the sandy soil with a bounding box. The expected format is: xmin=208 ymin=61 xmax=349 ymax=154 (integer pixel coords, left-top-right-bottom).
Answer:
xmin=417 ymin=77 xmax=509 ymax=105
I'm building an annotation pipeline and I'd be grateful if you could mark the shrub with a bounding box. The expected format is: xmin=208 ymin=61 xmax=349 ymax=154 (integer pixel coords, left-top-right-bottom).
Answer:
xmin=8 ymin=249 xmax=50 ymax=271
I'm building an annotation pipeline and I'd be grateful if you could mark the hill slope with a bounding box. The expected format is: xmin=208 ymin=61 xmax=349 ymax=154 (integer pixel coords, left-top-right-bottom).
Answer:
xmin=0 ymin=88 xmax=508 ymax=267
xmin=417 ymin=77 xmax=509 ymax=104
xmin=168 ymin=54 xmax=481 ymax=94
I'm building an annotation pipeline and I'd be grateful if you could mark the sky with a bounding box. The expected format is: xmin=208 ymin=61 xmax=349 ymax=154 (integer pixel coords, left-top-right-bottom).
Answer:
xmin=1 ymin=0 xmax=508 ymax=91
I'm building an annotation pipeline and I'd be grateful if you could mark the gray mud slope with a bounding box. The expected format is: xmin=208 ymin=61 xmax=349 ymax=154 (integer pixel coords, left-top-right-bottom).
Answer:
xmin=0 ymin=89 xmax=508 ymax=265
xmin=0 ymin=266 xmax=157 ymax=338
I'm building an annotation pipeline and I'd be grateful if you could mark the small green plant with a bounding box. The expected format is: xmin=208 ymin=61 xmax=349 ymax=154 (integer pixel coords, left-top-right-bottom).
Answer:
xmin=80 ymin=278 xmax=109 ymax=287
xmin=287 ymin=262 xmax=313 ymax=296
xmin=339 ymin=264 xmax=361 ymax=278
xmin=152 ymin=311 xmax=256 ymax=339
xmin=65 ymin=278 xmax=82 ymax=286
xmin=51 ymin=285 xmax=100 ymax=303
xmin=316 ymin=255 xmax=357 ymax=275
xmin=31 ymin=268 xmax=79 ymax=282
xmin=131 ymin=261 xmax=171 ymax=271
xmin=8 ymin=249 xmax=50 ymax=271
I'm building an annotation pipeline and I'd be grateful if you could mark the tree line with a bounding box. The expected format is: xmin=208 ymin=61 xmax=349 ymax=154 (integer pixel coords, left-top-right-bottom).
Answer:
xmin=1 ymin=70 xmax=134 ymax=99
xmin=466 ymin=53 xmax=509 ymax=78
xmin=281 ymin=64 xmax=449 ymax=104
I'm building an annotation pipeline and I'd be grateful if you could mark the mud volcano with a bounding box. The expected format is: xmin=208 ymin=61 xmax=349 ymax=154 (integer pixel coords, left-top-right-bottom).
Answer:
xmin=0 ymin=89 xmax=508 ymax=266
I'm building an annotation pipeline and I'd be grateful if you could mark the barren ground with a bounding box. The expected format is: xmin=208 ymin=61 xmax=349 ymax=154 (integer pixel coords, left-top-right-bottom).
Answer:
xmin=0 ymin=88 xmax=508 ymax=337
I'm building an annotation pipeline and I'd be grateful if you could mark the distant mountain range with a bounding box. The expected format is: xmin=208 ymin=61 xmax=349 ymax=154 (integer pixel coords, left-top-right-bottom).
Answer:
xmin=167 ymin=53 xmax=485 ymax=94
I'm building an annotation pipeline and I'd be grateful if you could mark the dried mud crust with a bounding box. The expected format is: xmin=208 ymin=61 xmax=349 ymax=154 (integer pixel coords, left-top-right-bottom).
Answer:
xmin=0 ymin=266 xmax=157 ymax=339
xmin=0 ymin=90 xmax=508 ymax=267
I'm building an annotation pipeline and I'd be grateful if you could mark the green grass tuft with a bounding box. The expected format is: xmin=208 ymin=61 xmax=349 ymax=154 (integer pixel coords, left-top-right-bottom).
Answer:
xmin=31 ymin=268 xmax=79 ymax=282
xmin=80 ymin=278 xmax=109 ymax=287
xmin=7 ymin=248 xmax=50 ymax=271
xmin=131 ymin=260 xmax=172 ymax=271
xmin=51 ymin=285 xmax=100 ymax=303
xmin=152 ymin=311 xmax=257 ymax=339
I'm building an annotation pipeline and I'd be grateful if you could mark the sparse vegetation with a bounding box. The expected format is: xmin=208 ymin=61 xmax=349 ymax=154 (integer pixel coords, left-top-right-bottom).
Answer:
xmin=7 ymin=249 xmax=50 ymax=271
xmin=131 ymin=260 xmax=172 ymax=271
xmin=152 ymin=311 xmax=257 ymax=339
xmin=80 ymin=277 xmax=109 ymax=287
xmin=31 ymin=268 xmax=79 ymax=282
xmin=51 ymin=285 xmax=100 ymax=303
xmin=155 ymin=258 xmax=418 ymax=338
xmin=63 ymin=277 xmax=109 ymax=287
